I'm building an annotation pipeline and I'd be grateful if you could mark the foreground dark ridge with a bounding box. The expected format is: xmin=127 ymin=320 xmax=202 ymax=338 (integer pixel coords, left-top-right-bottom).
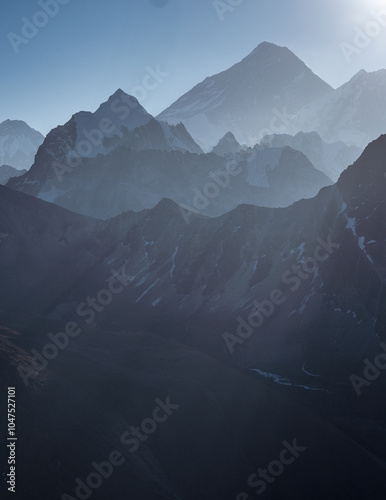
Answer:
xmin=0 ymin=135 xmax=386 ymax=499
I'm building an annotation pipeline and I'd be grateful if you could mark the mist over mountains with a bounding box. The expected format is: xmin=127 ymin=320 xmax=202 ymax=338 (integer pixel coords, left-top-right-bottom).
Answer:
xmin=260 ymin=131 xmax=362 ymax=182
xmin=292 ymin=69 xmax=386 ymax=148
xmin=1 ymin=38 xmax=386 ymax=500
xmin=7 ymin=89 xmax=333 ymax=218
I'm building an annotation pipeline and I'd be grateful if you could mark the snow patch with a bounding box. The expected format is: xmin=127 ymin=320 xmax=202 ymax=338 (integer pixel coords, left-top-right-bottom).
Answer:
xmin=345 ymin=215 xmax=374 ymax=264
xmin=136 ymin=280 xmax=158 ymax=303
xmin=169 ymin=245 xmax=179 ymax=277
xmin=135 ymin=276 xmax=147 ymax=288
xmin=249 ymin=368 xmax=326 ymax=391
xmin=301 ymin=363 xmax=319 ymax=378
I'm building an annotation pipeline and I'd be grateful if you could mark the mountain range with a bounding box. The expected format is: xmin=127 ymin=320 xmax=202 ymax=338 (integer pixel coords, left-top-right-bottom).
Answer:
xmin=2 ymin=40 xmax=386 ymax=500
xmin=1 ymin=133 xmax=386 ymax=499
xmin=7 ymin=91 xmax=332 ymax=219
xmin=7 ymin=42 xmax=385 ymax=218
xmin=1 ymin=134 xmax=385 ymax=380
xmin=158 ymin=42 xmax=386 ymax=152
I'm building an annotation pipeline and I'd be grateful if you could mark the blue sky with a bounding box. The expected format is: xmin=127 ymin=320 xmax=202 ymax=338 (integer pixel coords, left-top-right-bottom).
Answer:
xmin=1 ymin=0 xmax=386 ymax=135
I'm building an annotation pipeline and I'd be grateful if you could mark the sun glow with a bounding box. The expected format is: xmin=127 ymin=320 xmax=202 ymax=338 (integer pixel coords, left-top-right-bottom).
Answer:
xmin=367 ymin=0 xmax=386 ymax=9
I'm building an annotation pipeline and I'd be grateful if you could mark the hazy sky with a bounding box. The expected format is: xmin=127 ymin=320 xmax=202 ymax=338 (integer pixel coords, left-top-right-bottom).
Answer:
xmin=1 ymin=0 xmax=386 ymax=135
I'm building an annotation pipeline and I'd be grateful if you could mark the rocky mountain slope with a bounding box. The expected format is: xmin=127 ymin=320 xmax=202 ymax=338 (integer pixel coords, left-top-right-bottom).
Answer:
xmin=1 ymin=134 xmax=386 ymax=499
xmin=2 ymin=320 xmax=386 ymax=500
xmin=1 ymin=135 xmax=385 ymax=381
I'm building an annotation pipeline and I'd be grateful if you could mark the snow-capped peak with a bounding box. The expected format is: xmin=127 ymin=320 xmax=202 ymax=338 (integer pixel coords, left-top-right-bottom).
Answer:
xmin=157 ymin=42 xmax=332 ymax=150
